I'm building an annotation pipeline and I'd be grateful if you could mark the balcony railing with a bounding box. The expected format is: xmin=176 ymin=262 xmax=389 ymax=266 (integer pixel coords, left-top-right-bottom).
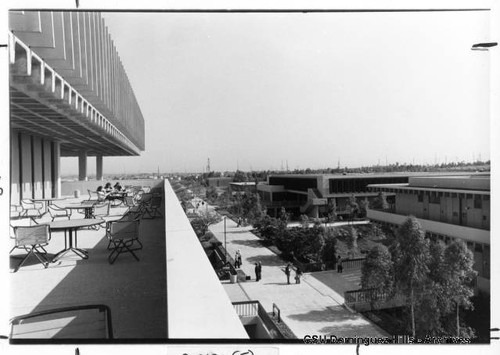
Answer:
xmin=232 ymin=301 xmax=286 ymax=339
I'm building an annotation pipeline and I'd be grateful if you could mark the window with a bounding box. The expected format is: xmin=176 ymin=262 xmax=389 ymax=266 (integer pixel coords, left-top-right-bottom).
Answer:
xmin=417 ymin=193 xmax=423 ymax=202
xmin=429 ymin=193 xmax=440 ymax=204
xmin=474 ymin=195 xmax=482 ymax=209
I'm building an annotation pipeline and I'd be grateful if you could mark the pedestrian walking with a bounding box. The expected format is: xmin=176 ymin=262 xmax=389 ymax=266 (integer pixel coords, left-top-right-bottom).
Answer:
xmin=236 ymin=217 xmax=242 ymax=227
xmin=235 ymin=250 xmax=242 ymax=268
xmin=258 ymin=262 xmax=262 ymax=280
xmin=254 ymin=262 xmax=260 ymax=281
xmin=295 ymin=267 xmax=302 ymax=284
xmin=285 ymin=263 xmax=291 ymax=284
xmin=337 ymin=255 xmax=343 ymax=273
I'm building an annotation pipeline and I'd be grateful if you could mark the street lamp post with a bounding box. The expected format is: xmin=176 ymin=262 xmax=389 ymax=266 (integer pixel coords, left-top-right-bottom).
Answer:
xmin=224 ymin=216 xmax=227 ymax=262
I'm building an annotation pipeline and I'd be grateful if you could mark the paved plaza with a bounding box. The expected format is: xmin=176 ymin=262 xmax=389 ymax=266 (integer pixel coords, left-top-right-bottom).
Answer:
xmin=208 ymin=213 xmax=388 ymax=339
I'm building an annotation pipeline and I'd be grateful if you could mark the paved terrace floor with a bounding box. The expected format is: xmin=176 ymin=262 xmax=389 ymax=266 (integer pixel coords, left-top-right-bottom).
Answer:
xmin=208 ymin=215 xmax=388 ymax=339
xmin=9 ymin=197 xmax=167 ymax=339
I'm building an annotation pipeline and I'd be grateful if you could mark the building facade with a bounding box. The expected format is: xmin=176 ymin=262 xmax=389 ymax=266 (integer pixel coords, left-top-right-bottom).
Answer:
xmin=257 ymin=173 xmax=417 ymax=218
xmin=9 ymin=11 xmax=145 ymax=204
xmin=367 ymin=174 xmax=490 ymax=292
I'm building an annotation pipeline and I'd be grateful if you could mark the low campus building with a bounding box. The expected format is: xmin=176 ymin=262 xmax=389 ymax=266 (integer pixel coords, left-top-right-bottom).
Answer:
xmin=256 ymin=173 xmax=432 ymax=218
xmin=367 ymin=174 xmax=490 ymax=292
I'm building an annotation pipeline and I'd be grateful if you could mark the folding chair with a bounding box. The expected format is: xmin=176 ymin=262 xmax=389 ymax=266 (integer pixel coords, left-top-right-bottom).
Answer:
xmin=89 ymin=202 xmax=110 ymax=230
xmin=142 ymin=196 xmax=163 ymax=219
xmin=123 ymin=196 xmax=143 ymax=219
xmin=106 ymin=219 xmax=142 ymax=264
xmin=10 ymin=304 xmax=113 ymax=340
xmin=20 ymin=199 xmax=43 ymax=218
xmin=48 ymin=204 xmax=71 ymax=221
xmin=93 ymin=201 xmax=111 ymax=219
xmin=11 ymin=225 xmax=51 ymax=272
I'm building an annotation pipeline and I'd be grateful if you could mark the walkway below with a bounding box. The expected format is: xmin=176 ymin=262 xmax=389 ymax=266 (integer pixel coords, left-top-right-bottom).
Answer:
xmin=209 ymin=217 xmax=388 ymax=339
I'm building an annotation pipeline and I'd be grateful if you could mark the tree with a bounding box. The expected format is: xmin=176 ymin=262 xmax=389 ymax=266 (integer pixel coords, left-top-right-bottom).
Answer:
xmin=299 ymin=214 xmax=310 ymax=229
xmin=414 ymin=241 xmax=447 ymax=336
xmin=393 ymin=216 xmax=430 ymax=338
xmin=253 ymin=215 xmax=279 ymax=240
xmin=205 ymin=186 xmax=218 ymax=203
xmin=346 ymin=226 xmax=358 ymax=258
xmin=372 ymin=191 xmax=389 ymax=210
xmin=358 ymin=198 xmax=369 ymax=218
xmin=361 ymin=244 xmax=393 ymax=291
xmin=190 ymin=211 xmax=222 ymax=237
xmin=346 ymin=195 xmax=359 ymax=222
xmin=443 ymin=239 xmax=477 ymax=337
xmin=233 ymin=170 xmax=248 ymax=182
xmin=326 ymin=199 xmax=337 ymax=222
xmin=321 ymin=228 xmax=337 ymax=265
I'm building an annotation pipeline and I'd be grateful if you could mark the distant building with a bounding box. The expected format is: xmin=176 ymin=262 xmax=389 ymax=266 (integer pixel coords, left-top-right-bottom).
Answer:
xmin=207 ymin=177 xmax=233 ymax=188
xmin=256 ymin=173 xmax=432 ymax=218
xmin=367 ymin=174 xmax=490 ymax=292
xmin=229 ymin=181 xmax=257 ymax=195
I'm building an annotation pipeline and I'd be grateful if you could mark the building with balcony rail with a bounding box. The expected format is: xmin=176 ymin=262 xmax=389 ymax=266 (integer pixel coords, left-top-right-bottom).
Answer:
xmin=367 ymin=174 xmax=490 ymax=292
xmin=256 ymin=173 xmax=461 ymax=219
xmin=9 ymin=11 xmax=145 ymax=205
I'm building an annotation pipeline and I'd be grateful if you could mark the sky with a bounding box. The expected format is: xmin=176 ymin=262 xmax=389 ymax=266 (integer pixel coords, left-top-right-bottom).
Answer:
xmin=24 ymin=8 xmax=494 ymax=174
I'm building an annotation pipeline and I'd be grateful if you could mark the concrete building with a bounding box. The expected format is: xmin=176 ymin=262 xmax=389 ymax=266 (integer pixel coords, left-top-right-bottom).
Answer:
xmin=9 ymin=11 xmax=145 ymax=204
xmin=367 ymin=174 xmax=490 ymax=292
xmin=228 ymin=181 xmax=257 ymax=195
xmin=257 ymin=173 xmax=415 ymax=218
xmin=206 ymin=176 xmax=233 ymax=189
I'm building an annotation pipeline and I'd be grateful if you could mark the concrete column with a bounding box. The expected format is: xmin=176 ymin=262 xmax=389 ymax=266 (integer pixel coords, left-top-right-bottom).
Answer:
xmin=43 ymin=140 xmax=52 ymax=197
xmin=78 ymin=151 xmax=88 ymax=181
xmin=10 ymin=131 xmax=21 ymax=205
xmin=52 ymin=142 xmax=61 ymax=198
xmin=32 ymin=136 xmax=43 ymax=198
xmin=20 ymin=133 xmax=33 ymax=199
xmin=96 ymin=155 xmax=103 ymax=181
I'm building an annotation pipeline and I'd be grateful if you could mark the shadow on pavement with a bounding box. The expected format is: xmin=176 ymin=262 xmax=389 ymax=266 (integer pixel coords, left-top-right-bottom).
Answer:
xmin=246 ymin=254 xmax=286 ymax=267
xmin=288 ymin=305 xmax=360 ymax=324
xmin=230 ymin=239 xmax=265 ymax=248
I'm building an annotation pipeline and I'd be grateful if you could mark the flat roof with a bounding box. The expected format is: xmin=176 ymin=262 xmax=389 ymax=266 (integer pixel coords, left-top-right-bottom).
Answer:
xmin=368 ymin=183 xmax=490 ymax=195
xmin=269 ymin=172 xmax=474 ymax=180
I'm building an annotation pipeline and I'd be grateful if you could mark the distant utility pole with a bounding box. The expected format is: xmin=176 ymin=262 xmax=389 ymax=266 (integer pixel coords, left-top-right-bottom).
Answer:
xmin=286 ymin=160 xmax=289 ymax=171
xmin=207 ymin=158 xmax=211 ymax=173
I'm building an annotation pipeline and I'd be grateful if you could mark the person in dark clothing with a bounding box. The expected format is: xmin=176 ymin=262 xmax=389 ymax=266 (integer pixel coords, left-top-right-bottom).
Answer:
xmin=295 ymin=267 xmax=302 ymax=284
xmin=285 ymin=263 xmax=291 ymax=284
xmin=337 ymin=255 xmax=343 ymax=273
xmin=257 ymin=262 xmax=262 ymax=281
xmin=254 ymin=263 xmax=259 ymax=281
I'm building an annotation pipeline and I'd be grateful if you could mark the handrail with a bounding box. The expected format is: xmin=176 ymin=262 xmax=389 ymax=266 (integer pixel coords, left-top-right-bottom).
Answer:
xmin=272 ymin=303 xmax=281 ymax=323
xmin=232 ymin=301 xmax=285 ymax=339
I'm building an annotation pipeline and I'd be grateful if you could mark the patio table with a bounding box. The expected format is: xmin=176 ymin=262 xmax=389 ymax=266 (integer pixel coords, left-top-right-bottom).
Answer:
xmin=63 ymin=201 xmax=96 ymax=219
xmin=49 ymin=218 xmax=104 ymax=262
xmin=30 ymin=197 xmax=67 ymax=213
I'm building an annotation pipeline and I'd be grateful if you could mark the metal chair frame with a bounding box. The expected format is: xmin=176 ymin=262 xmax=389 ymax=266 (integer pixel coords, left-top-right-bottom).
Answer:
xmin=106 ymin=219 xmax=142 ymax=264
xmin=11 ymin=224 xmax=51 ymax=272
xmin=20 ymin=199 xmax=43 ymax=218
xmin=142 ymin=196 xmax=163 ymax=219
xmin=47 ymin=204 xmax=71 ymax=221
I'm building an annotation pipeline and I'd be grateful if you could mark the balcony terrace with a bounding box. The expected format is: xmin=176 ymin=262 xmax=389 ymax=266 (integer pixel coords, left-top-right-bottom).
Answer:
xmin=9 ymin=182 xmax=166 ymax=340
xmin=7 ymin=179 xmax=248 ymax=342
